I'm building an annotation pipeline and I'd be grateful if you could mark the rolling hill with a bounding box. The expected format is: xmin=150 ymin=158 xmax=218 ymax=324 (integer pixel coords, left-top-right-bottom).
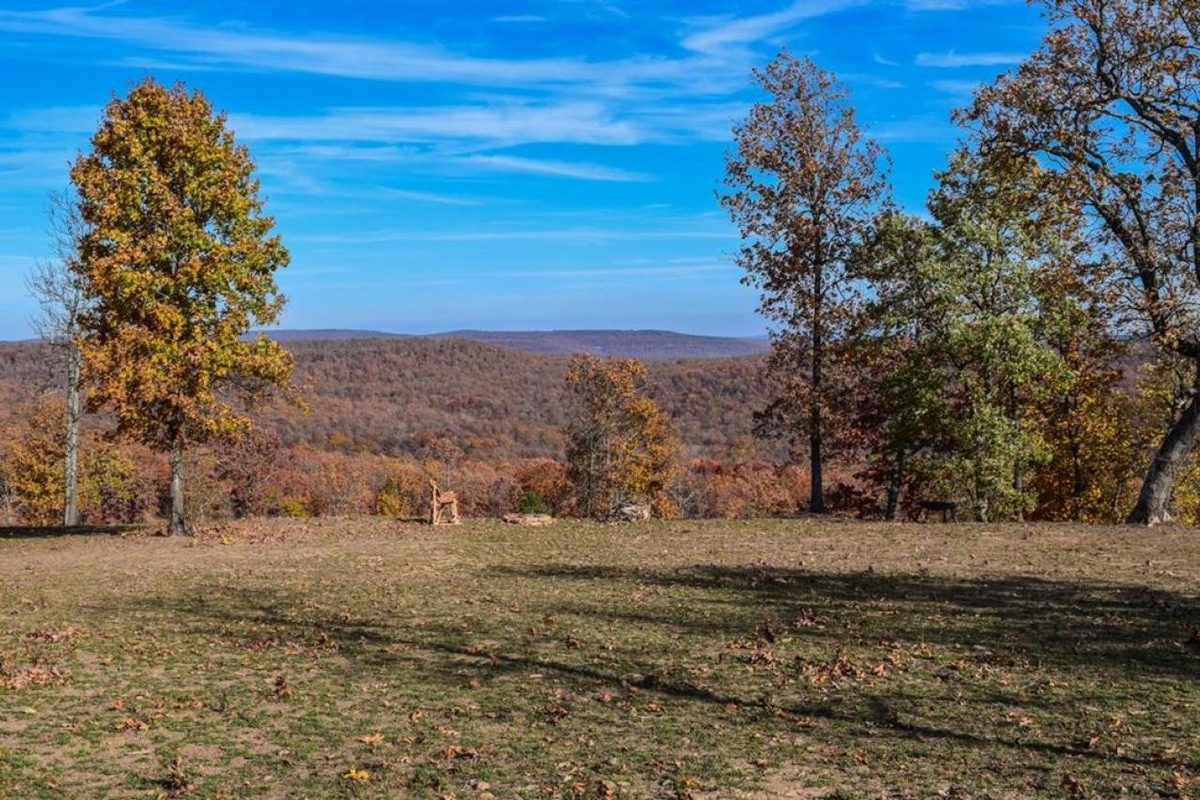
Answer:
xmin=0 ymin=336 xmax=782 ymax=464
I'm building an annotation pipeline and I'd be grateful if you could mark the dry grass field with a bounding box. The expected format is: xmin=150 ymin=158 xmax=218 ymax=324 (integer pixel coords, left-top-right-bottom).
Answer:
xmin=1 ymin=518 xmax=1197 ymax=798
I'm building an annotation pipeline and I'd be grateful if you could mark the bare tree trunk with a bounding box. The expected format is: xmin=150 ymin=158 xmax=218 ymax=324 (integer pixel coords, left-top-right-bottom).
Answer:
xmin=884 ymin=449 xmax=906 ymax=521
xmin=169 ymin=442 xmax=187 ymax=536
xmin=1127 ymin=381 xmax=1200 ymax=525
xmin=63 ymin=343 xmax=81 ymax=527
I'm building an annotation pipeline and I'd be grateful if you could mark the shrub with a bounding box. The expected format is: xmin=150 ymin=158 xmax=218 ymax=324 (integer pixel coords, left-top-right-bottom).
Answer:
xmin=517 ymin=490 xmax=551 ymax=515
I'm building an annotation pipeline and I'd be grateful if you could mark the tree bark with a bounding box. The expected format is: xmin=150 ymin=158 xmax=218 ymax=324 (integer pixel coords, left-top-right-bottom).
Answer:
xmin=1010 ymin=384 xmax=1024 ymax=523
xmin=169 ymin=441 xmax=187 ymax=536
xmin=1012 ymin=463 xmax=1024 ymax=523
xmin=810 ymin=402 xmax=823 ymax=513
xmin=810 ymin=270 xmax=825 ymax=515
xmin=884 ymin=450 xmax=906 ymax=521
xmin=1127 ymin=379 xmax=1200 ymax=525
xmin=63 ymin=343 xmax=81 ymax=527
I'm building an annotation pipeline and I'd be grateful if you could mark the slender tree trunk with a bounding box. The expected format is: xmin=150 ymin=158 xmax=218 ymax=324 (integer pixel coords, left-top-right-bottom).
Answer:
xmin=974 ymin=461 xmax=989 ymax=524
xmin=62 ymin=343 xmax=81 ymax=527
xmin=1071 ymin=440 xmax=1085 ymax=523
xmin=169 ymin=441 xmax=187 ymax=536
xmin=810 ymin=399 xmax=823 ymax=513
xmin=884 ymin=449 xmax=906 ymax=521
xmin=1127 ymin=378 xmax=1200 ymax=525
xmin=1010 ymin=385 xmax=1023 ymax=523
xmin=810 ymin=270 xmax=825 ymax=515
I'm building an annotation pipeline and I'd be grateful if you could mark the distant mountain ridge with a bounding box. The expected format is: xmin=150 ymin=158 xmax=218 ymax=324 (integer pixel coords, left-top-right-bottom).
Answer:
xmin=259 ymin=329 xmax=407 ymax=341
xmin=257 ymin=329 xmax=770 ymax=360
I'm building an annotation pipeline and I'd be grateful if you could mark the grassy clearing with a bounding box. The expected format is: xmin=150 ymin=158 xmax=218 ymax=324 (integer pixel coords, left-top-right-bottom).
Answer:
xmin=0 ymin=518 xmax=1197 ymax=798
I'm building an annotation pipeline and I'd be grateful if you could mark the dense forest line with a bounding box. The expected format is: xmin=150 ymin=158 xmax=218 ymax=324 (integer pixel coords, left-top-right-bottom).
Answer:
xmin=0 ymin=337 xmax=813 ymax=525
xmin=2 ymin=334 xmax=1191 ymax=527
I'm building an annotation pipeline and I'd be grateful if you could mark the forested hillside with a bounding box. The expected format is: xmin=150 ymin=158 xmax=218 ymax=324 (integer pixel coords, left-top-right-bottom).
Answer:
xmin=0 ymin=337 xmax=781 ymax=464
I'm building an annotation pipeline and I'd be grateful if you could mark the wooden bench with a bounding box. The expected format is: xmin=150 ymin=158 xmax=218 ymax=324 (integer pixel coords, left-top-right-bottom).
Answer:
xmin=429 ymin=479 xmax=460 ymax=525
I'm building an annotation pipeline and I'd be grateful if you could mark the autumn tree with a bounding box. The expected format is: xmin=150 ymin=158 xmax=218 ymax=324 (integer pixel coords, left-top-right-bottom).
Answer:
xmin=81 ymin=437 xmax=151 ymax=524
xmin=563 ymin=355 xmax=679 ymax=519
xmin=27 ymin=190 xmax=89 ymax=526
xmin=69 ymin=78 xmax=294 ymax=535
xmin=6 ymin=396 xmax=68 ymax=526
xmin=1028 ymin=243 xmax=1133 ymax=522
xmin=211 ymin=429 xmax=282 ymax=518
xmin=722 ymin=51 xmax=889 ymax=513
xmin=964 ymin=0 xmax=1200 ymax=524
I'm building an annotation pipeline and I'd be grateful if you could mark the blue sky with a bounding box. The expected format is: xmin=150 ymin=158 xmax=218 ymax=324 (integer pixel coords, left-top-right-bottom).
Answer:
xmin=0 ymin=0 xmax=1045 ymax=340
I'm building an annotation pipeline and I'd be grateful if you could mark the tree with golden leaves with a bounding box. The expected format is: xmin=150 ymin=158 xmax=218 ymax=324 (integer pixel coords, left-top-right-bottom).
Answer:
xmin=69 ymin=78 xmax=294 ymax=535
xmin=563 ymin=355 xmax=678 ymax=519
xmin=5 ymin=396 xmax=68 ymax=526
xmin=722 ymin=51 xmax=889 ymax=514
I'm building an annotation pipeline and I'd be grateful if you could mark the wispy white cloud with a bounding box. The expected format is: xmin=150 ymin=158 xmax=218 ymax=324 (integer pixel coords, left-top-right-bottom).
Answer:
xmin=843 ymin=73 xmax=906 ymax=90
xmin=251 ymin=161 xmax=484 ymax=204
xmin=915 ymin=51 xmax=1024 ymax=68
xmin=369 ymin=187 xmax=483 ymax=206
xmin=0 ymin=7 xmax=613 ymax=87
xmin=873 ymin=52 xmax=900 ymax=67
xmin=906 ymin=0 xmax=972 ymax=10
xmin=0 ymin=146 xmax=76 ymax=186
xmin=0 ymin=6 xmax=697 ymax=94
xmin=270 ymin=144 xmax=423 ymax=163
xmin=499 ymin=263 xmax=734 ymax=279
xmin=228 ymin=103 xmax=644 ymax=147
xmin=6 ymin=105 xmax=99 ymax=134
xmin=462 ymin=154 xmax=654 ymax=182
xmin=292 ymin=226 xmax=732 ymax=245
xmin=681 ymin=0 xmax=864 ymax=55
xmin=870 ymin=114 xmax=959 ymax=143
xmin=906 ymin=0 xmax=1025 ymax=10
xmin=929 ymin=78 xmax=982 ymax=98
xmin=490 ymin=15 xmax=547 ymax=24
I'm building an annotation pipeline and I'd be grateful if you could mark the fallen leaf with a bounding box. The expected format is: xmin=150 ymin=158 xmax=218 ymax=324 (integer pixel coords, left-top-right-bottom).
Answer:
xmin=442 ymin=745 xmax=478 ymax=760
xmin=343 ymin=768 xmax=370 ymax=783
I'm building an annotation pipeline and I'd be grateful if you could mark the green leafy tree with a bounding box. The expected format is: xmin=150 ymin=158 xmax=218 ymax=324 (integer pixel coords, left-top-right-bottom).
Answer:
xmin=563 ymin=355 xmax=679 ymax=519
xmin=862 ymin=151 xmax=1074 ymax=521
xmin=721 ymin=51 xmax=889 ymax=513
xmin=964 ymin=0 xmax=1200 ymax=524
xmin=856 ymin=212 xmax=949 ymax=519
xmin=69 ymin=78 xmax=294 ymax=535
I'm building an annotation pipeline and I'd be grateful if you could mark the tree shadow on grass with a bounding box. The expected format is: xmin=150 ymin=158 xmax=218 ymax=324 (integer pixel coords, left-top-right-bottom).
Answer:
xmin=498 ymin=563 xmax=1200 ymax=680
xmin=115 ymin=561 xmax=1200 ymax=774
xmin=0 ymin=523 xmax=145 ymax=539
